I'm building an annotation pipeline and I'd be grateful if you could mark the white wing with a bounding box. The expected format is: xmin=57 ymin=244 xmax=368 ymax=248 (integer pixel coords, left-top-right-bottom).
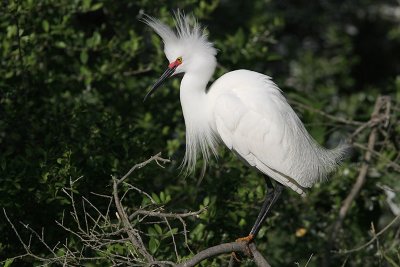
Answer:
xmin=209 ymin=70 xmax=346 ymax=196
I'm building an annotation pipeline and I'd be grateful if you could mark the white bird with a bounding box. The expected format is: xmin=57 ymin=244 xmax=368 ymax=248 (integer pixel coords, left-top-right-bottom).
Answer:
xmin=143 ymin=12 xmax=348 ymax=241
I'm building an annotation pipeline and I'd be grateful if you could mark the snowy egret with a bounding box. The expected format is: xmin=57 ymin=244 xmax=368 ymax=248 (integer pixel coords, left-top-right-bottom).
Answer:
xmin=143 ymin=12 xmax=348 ymax=241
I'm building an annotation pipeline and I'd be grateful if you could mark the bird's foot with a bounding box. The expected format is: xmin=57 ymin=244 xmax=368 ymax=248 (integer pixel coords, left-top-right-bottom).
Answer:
xmin=235 ymin=234 xmax=254 ymax=257
xmin=235 ymin=234 xmax=254 ymax=243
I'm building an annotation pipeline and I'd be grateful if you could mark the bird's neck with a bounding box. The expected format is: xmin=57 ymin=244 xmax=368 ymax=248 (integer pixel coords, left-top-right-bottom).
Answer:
xmin=179 ymin=69 xmax=218 ymax=173
xmin=180 ymin=69 xmax=213 ymax=120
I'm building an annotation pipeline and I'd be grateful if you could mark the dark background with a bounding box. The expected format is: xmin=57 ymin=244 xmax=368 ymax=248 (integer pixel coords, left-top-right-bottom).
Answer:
xmin=1 ymin=0 xmax=399 ymax=266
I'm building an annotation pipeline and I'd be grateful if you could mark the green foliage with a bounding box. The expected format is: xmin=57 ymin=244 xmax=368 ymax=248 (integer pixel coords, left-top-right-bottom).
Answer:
xmin=1 ymin=0 xmax=400 ymax=266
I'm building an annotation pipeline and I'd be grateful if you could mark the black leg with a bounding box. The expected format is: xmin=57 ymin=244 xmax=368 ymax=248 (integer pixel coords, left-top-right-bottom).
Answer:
xmin=249 ymin=176 xmax=283 ymax=238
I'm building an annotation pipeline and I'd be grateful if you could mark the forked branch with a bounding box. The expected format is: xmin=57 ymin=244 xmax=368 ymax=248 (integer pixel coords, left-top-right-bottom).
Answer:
xmin=4 ymin=153 xmax=270 ymax=266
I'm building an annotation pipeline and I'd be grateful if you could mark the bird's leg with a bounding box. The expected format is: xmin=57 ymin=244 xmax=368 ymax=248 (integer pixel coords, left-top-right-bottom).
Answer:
xmin=237 ymin=176 xmax=283 ymax=243
xmin=249 ymin=178 xmax=283 ymax=237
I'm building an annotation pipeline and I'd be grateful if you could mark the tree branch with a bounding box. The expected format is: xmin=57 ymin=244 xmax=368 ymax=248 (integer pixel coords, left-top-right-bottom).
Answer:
xmin=176 ymin=242 xmax=270 ymax=267
xmin=4 ymin=153 xmax=272 ymax=266
xmin=289 ymin=99 xmax=364 ymax=126
xmin=338 ymin=214 xmax=400 ymax=254
xmin=331 ymin=96 xmax=390 ymax=239
xmin=112 ymin=153 xmax=171 ymax=263
xmin=129 ymin=207 xmax=207 ymax=221
xmin=117 ymin=152 xmax=170 ymax=185
xmin=113 ymin=177 xmax=155 ymax=263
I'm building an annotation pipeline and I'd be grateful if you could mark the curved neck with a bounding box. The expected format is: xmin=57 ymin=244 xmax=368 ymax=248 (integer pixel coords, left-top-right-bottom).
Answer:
xmin=179 ymin=66 xmax=214 ymax=121
xmin=179 ymin=66 xmax=218 ymax=173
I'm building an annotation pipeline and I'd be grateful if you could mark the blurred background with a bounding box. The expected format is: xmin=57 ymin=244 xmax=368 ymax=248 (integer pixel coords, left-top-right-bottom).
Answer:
xmin=1 ymin=0 xmax=399 ymax=266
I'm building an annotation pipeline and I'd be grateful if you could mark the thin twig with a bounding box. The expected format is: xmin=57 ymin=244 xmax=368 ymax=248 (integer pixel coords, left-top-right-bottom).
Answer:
xmin=118 ymin=153 xmax=170 ymax=184
xmin=289 ymin=99 xmax=364 ymax=126
xmin=125 ymin=184 xmax=158 ymax=204
xmin=3 ymin=209 xmax=30 ymax=254
xmin=123 ymin=66 xmax=152 ymax=76
xmin=338 ymin=214 xmax=400 ymax=253
xmin=163 ymin=217 xmax=179 ymax=261
xmin=4 ymin=153 xmax=273 ymax=266
xmin=19 ymin=222 xmax=58 ymax=259
xmin=112 ymin=177 xmax=155 ymax=263
xmin=178 ymin=216 xmax=192 ymax=253
xmin=129 ymin=207 xmax=206 ymax=221
xmin=331 ymin=96 xmax=387 ymax=239
xmin=352 ymin=142 xmax=400 ymax=172
xmin=304 ymin=254 xmax=314 ymax=267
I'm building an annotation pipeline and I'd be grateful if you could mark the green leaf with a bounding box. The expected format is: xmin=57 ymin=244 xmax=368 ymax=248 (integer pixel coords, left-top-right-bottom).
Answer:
xmin=6 ymin=25 xmax=17 ymax=38
xmin=4 ymin=258 xmax=14 ymax=267
xmin=82 ymin=0 xmax=91 ymax=10
xmin=55 ymin=41 xmax=66 ymax=48
xmin=87 ymin=32 xmax=101 ymax=48
xmin=160 ymin=191 xmax=165 ymax=203
xmin=90 ymin=2 xmax=103 ymax=11
xmin=151 ymin=193 xmax=160 ymax=204
xmin=166 ymin=228 xmax=178 ymax=237
xmin=80 ymin=50 xmax=88 ymax=64
xmin=154 ymin=224 xmax=163 ymax=235
xmin=42 ymin=20 xmax=50 ymax=32
xmin=148 ymin=237 xmax=160 ymax=254
xmin=42 ymin=172 xmax=49 ymax=182
xmin=191 ymin=223 xmax=205 ymax=240
xmin=148 ymin=226 xmax=157 ymax=236
xmin=203 ymin=196 xmax=210 ymax=206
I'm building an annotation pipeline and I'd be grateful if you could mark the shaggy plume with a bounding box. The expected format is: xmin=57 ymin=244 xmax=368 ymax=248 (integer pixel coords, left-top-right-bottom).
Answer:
xmin=142 ymin=11 xmax=217 ymax=61
xmin=181 ymin=110 xmax=219 ymax=176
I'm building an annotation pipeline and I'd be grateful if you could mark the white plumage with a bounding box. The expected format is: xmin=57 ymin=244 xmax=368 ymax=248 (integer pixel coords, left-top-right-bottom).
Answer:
xmin=143 ymin=12 xmax=348 ymax=196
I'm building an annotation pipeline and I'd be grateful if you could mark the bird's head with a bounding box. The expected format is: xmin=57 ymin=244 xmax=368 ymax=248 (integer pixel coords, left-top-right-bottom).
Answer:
xmin=142 ymin=11 xmax=217 ymax=100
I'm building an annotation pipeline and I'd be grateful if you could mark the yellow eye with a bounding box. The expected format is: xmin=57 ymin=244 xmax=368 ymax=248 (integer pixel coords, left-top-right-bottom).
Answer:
xmin=177 ymin=57 xmax=183 ymax=63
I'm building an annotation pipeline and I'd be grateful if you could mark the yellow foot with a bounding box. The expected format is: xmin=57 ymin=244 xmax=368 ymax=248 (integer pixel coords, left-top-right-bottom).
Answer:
xmin=235 ymin=234 xmax=254 ymax=243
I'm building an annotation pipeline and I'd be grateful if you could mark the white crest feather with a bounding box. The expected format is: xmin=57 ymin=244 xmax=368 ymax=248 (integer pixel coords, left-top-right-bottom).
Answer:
xmin=142 ymin=11 xmax=217 ymax=61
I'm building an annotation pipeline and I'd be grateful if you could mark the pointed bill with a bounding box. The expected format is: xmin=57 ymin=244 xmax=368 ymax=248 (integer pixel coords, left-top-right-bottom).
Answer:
xmin=144 ymin=59 xmax=182 ymax=101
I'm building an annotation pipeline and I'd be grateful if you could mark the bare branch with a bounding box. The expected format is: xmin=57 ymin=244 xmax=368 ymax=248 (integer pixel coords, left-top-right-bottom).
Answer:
xmin=112 ymin=176 xmax=154 ymax=263
xmin=3 ymin=209 xmax=31 ymax=256
xmin=331 ymin=95 xmax=391 ymax=239
xmin=176 ymin=242 xmax=270 ymax=267
xmin=338 ymin=214 xmax=400 ymax=253
xmin=4 ymin=153 xmax=273 ymax=266
xmin=352 ymin=142 xmax=400 ymax=172
xmin=125 ymin=184 xmax=158 ymax=204
xmin=123 ymin=66 xmax=152 ymax=76
xmin=117 ymin=152 xmax=170 ymax=184
xmin=289 ymin=99 xmax=364 ymax=126
xmin=331 ymin=99 xmax=378 ymax=237
xmin=129 ymin=207 xmax=207 ymax=221
xmin=163 ymin=217 xmax=179 ymax=261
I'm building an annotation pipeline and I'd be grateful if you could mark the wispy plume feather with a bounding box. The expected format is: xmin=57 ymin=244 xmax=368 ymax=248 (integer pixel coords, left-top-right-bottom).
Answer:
xmin=141 ymin=14 xmax=176 ymax=43
xmin=142 ymin=10 xmax=217 ymax=59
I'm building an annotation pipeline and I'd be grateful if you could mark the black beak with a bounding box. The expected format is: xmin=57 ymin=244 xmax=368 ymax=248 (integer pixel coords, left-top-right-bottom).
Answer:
xmin=144 ymin=66 xmax=177 ymax=101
